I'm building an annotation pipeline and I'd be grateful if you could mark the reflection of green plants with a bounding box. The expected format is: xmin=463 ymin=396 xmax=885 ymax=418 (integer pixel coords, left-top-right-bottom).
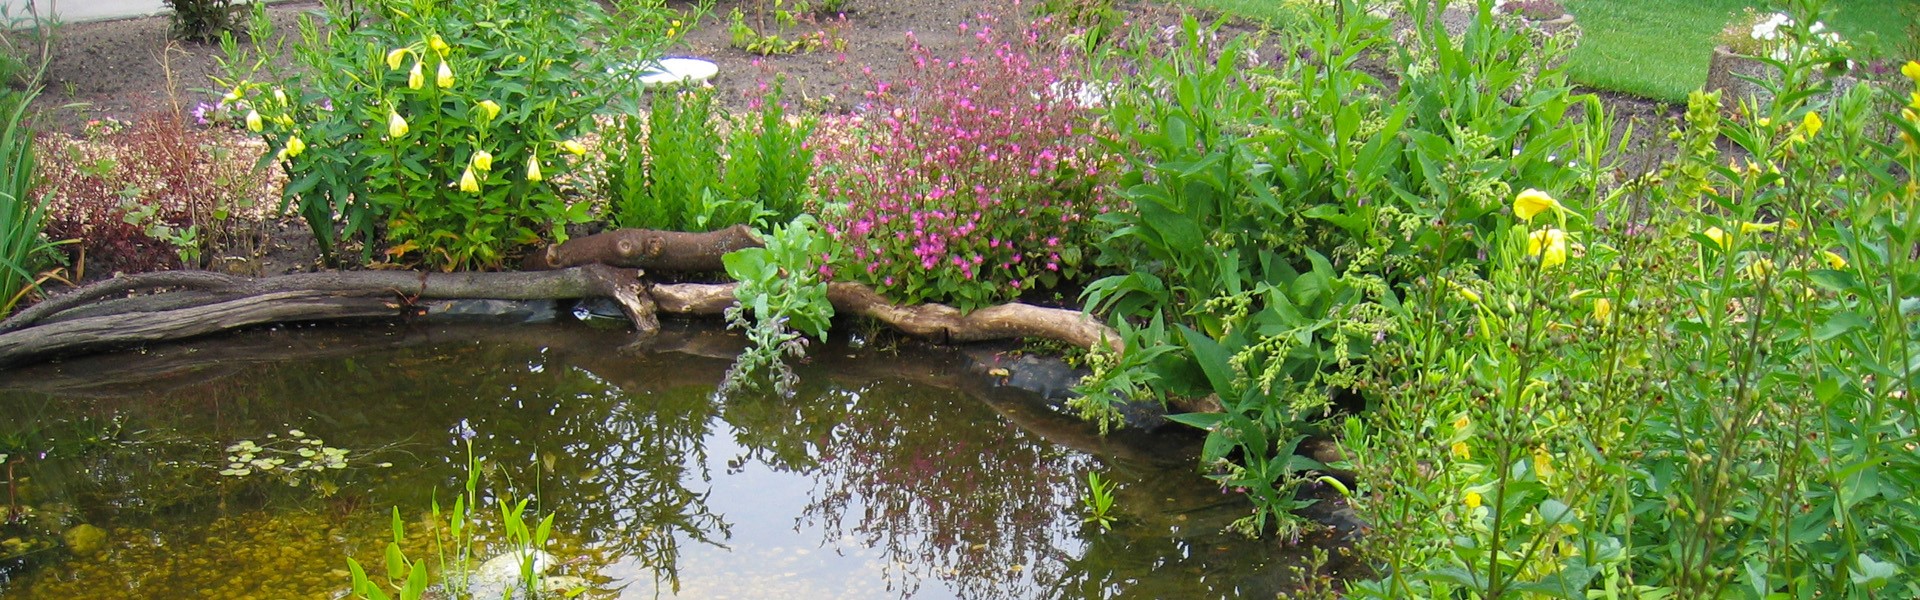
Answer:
xmin=722 ymin=215 xmax=835 ymax=396
xmin=219 ymin=0 xmax=685 ymax=268
xmin=1080 ymin=471 xmax=1117 ymax=532
xmin=216 ymin=428 xmax=388 ymax=496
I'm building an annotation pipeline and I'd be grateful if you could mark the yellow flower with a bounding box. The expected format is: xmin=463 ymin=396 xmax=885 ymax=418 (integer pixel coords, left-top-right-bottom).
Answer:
xmin=1756 ymin=117 xmax=1772 ymax=128
xmin=1452 ymin=441 xmax=1471 ymax=460
xmin=245 ymin=110 xmax=263 ymax=132
xmin=429 ymin=34 xmax=450 ymax=55
xmin=1453 ymin=414 xmax=1470 ymax=430
xmin=283 ymin=136 xmax=306 ymax=158
xmin=1465 ymin=491 xmax=1483 ymax=510
xmin=560 ymin=140 xmax=587 ymax=156
xmin=272 ymin=88 xmax=287 ymax=105
xmin=386 ymin=47 xmax=409 ymax=70
xmin=1527 ymin=228 xmax=1568 ymax=269
xmin=1744 ymin=258 xmax=1775 ymax=280
xmin=1910 ymin=92 xmax=1920 ymax=113
xmin=388 ymin=111 xmax=409 ymax=138
xmin=436 ymin=61 xmax=455 ymax=89
xmin=1592 ymin=297 xmax=1613 ymax=324
xmin=1821 ymin=250 xmax=1847 ymax=269
xmin=1533 ymin=447 xmax=1556 ymax=479
xmin=1704 ymin=226 xmax=1730 ymax=249
xmin=471 ymin=150 xmax=492 ymax=172
xmin=526 ymin=155 xmax=544 ymax=182
xmin=1801 ymin=111 xmax=1823 ymax=139
xmin=458 ymin=167 xmax=480 ymax=193
xmin=477 ymin=99 xmax=501 ymax=121
xmin=1740 ymin=221 xmax=1777 ymax=234
xmin=408 ymin=61 xmax=424 ymax=90
xmin=1512 ymin=188 xmax=1563 ymax=223
xmin=1904 ymin=60 xmax=1920 ymax=83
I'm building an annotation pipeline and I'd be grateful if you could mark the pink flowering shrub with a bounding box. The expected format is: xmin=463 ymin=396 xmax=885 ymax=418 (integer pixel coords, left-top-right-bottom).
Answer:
xmin=811 ymin=12 xmax=1112 ymax=311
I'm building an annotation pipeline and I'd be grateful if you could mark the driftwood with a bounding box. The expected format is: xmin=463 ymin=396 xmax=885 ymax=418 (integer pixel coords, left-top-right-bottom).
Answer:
xmin=521 ymin=225 xmax=762 ymax=272
xmin=0 ymin=268 xmax=1120 ymax=369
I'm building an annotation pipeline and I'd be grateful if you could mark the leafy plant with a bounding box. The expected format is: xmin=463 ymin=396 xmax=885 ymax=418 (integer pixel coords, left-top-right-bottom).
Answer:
xmin=812 ymin=11 xmax=1111 ymax=311
xmin=162 ymin=0 xmax=239 ymax=42
xmin=1080 ymin=471 xmax=1118 ymax=532
xmin=603 ymin=82 xmax=815 ymax=232
xmin=727 ymin=0 xmax=829 ymax=56
xmin=0 ymin=87 xmax=64 ymax=315
xmin=721 ymin=215 xmax=835 ymax=397
xmin=219 ymin=0 xmax=686 ymax=269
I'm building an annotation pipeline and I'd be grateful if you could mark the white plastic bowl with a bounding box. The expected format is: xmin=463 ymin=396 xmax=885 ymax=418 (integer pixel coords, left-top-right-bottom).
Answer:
xmin=636 ymin=58 xmax=720 ymax=89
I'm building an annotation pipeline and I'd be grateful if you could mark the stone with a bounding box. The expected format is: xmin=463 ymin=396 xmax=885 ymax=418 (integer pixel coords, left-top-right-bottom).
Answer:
xmin=62 ymin=523 xmax=108 ymax=557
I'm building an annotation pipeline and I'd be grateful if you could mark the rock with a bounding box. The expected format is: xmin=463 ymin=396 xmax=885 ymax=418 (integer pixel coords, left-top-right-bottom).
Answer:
xmin=464 ymin=548 xmax=554 ymax=600
xmin=62 ymin=523 xmax=108 ymax=557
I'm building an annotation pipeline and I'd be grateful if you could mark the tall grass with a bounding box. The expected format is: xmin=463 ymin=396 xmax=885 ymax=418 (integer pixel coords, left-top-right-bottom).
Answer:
xmin=0 ymin=86 xmax=61 ymax=315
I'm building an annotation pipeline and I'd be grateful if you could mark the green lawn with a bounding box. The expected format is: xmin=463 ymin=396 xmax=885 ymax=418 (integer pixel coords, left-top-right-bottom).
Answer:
xmin=1172 ymin=0 xmax=1920 ymax=102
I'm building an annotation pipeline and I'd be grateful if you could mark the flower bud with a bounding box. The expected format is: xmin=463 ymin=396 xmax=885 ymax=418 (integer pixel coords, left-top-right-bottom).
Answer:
xmin=245 ymin=110 xmax=263 ymax=132
xmin=526 ymin=155 xmax=544 ymax=182
xmin=408 ymin=61 xmax=424 ymax=90
xmin=560 ymin=140 xmax=586 ymax=156
xmin=436 ymin=61 xmax=454 ymax=88
xmin=429 ymin=34 xmax=449 ymax=55
xmin=388 ymin=111 xmax=410 ymax=138
xmin=458 ymin=167 xmax=480 ymax=193
xmin=471 ymin=150 xmax=492 ymax=172
xmin=477 ymin=100 xmax=501 ymax=121
xmin=284 ymin=136 xmax=306 ymax=158
xmin=272 ymin=88 xmax=287 ymax=105
xmin=386 ymin=48 xmax=408 ymax=70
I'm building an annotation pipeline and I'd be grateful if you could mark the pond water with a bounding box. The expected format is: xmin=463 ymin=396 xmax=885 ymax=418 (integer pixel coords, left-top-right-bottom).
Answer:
xmin=0 ymin=321 xmax=1340 ymax=599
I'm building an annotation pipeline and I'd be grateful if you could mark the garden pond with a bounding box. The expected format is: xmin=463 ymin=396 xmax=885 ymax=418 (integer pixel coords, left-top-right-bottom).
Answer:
xmin=0 ymin=319 xmax=1343 ymax=599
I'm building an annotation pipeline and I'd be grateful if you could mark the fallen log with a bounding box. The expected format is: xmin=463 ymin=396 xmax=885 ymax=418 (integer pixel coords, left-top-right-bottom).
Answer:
xmin=520 ymin=225 xmax=762 ymax=272
xmin=0 ymin=268 xmax=1121 ymax=369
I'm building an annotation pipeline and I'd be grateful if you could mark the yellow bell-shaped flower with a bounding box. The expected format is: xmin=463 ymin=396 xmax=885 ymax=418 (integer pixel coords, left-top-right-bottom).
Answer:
xmin=1512 ymin=188 xmax=1562 ymax=223
xmin=436 ymin=61 xmax=454 ymax=89
xmin=386 ymin=48 xmax=408 ymax=70
xmin=477 ymin=100 xmax=501 ymax=122
xmin=1704 ymin=226 xmax=1730 ymax=250
xmin=1592 ymin=297 xmax=1613 ymax=324
xmin=471 ymin=150 xmax=492 ymax=172
xmin=560 ymin=140 xmax=587 ymax=156
xmin=458 ymin=167 xmax=480 ymax=193
xmin=284 ymin=136 xmax=306 ymax=158
xmin=1904 ymin=60 xmax=1920 ymax=83
xmin=245 ymin=110 xmax=263 ymax=132
xmin=1822 ymin=250 xmax=1848 ymax=270
xmin=526 ymin=155 xmax=544 ymax=182
xmin=429 ymin=34 xmax=450 ymax=55
xmin=408 ymin=61 xmax=424 ymax=90
xmin=388 ymin=111 xmax=409 ymax=138
xmin=1527 ymin=228 xmax=1568 ymax=269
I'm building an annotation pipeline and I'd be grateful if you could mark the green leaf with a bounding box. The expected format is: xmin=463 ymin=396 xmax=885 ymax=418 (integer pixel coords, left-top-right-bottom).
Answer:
xmin=1180 ymin=326 xmax=1236 ymax=397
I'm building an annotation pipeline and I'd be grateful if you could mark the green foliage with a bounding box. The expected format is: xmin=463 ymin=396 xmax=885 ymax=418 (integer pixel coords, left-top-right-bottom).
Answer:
xmin=1080 ymin=471 xmax=1118 ymax=532
xmin=603 ymin=83 xmax=815 ymax=232
xmin=163 ymin=0 xmax=239 ymax=42
xmin=346 ymin=440 xmax=576 ymax=600
xmin=219 ymin=0 xmax=684 ymax=269
xmin=1078 ymin=0 xmax=1605 ymax=532
xmin=0 ymin=87 xmax=65 ymax=315
xmin=721 ymin=215 xmax=835 ymax=397
xmin=1345 ymin=1 xmax=1920 ymax=596
xmin=726 ymin=0 xmax=827 ymax=56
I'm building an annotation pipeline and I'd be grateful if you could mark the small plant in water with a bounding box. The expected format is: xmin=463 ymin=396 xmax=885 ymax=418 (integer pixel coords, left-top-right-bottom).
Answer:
xmin=217 ymin=428 xmax=389 ymax=494
xmin=1080 ymin=471 xmax=1117 ymax=532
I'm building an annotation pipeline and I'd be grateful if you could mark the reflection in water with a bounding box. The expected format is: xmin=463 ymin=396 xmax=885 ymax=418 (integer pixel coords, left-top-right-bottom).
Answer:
xmin=0 ymin=323 xmax=1339 ymax=598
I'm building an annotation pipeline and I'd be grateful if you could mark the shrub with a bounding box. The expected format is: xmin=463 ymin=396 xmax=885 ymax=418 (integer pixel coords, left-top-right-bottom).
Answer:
xmin=812 ymin=13 xmax=1111 ymax=311
xmin=1076 ymin=0 xmax=1604 ymax=534
xmin=600 ymin=82 xmax=815 ymax=232
xmin=163 ymin=0 xmax=239 ymax=42
xmin=36 ymin=113 xmax=268 ymax=271
xmin=219 ymin=0 xmax=685 ymax=269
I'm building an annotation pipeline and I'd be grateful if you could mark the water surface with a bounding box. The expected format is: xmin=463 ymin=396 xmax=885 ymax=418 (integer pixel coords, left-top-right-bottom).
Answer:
xmin=0 ymin=322 xmax=1328 ymax=598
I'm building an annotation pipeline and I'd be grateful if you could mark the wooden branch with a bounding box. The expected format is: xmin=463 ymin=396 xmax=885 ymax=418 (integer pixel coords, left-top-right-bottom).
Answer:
xmin=521 ymin=225 xmax=762 ymax=272
xmin=647 ymin=281 xmax=1124 ymax=355
xmin=0 ymin=267 xmax=1121 ymax=369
